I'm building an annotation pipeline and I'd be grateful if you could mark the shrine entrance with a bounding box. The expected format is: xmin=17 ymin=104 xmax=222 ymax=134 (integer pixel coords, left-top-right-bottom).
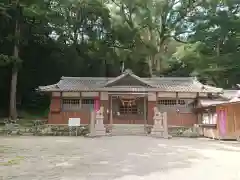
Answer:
xmin=109 ymin=93 xmax=148 ymax=125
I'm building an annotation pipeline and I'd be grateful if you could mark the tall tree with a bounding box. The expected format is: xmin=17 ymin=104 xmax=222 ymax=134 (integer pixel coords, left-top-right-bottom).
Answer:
xmin=10 ymin=0 xmax=20 ymax=120
xmin=0 ymin=0 xmax=48 ymax=119
xmin=173 ymin=0 xmax=240 ymax=87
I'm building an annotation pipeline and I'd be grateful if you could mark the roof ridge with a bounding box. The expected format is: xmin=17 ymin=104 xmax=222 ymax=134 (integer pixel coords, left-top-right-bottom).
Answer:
xmin=104 ymin=71 xmax=153 ymax=87
xmin=143 ymin=77 xmax=195 ymax=80
xmin=223 ymin=89 xmax=239 ymax=91
xmin=61 ymin=76 xmax=114 ymax=80
xmin=60 ymin=76 xmax=200 ymax=81
xmin=62 ymin=76 xmax=197 ymax=79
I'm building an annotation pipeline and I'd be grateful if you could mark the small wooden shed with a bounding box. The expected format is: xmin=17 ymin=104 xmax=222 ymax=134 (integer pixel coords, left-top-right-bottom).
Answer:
xmin=215 ymin=100 xmax=240 ymax=140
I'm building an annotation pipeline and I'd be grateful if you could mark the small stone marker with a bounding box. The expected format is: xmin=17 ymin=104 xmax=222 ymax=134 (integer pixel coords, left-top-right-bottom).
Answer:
xmin=88 ymin=111 xmax=96 ymax=137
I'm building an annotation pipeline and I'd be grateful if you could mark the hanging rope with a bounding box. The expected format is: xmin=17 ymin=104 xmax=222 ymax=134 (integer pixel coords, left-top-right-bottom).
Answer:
xmin=119 ymin=96 xmax=139 ymax=106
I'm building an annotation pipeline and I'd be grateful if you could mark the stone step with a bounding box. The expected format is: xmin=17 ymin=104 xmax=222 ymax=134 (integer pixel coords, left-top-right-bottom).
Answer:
xmin=111 ymin=124 xmax=146 ymax=136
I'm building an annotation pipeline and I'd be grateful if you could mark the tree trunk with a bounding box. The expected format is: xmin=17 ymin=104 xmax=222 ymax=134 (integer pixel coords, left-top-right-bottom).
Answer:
xmin=9 ymin=3 xmax=20 ymax=120
xmin=146 ymin=28 xmax=154 ymax=77
xmin=156 ymin=56 xmax=161 ymax=73
xmin=9 ymin=64 xmax=18 ymax=120
xmin=216 ymin=39 xmax=220 ymax=57
xmin=148 ymin=56 xmax=153 ymax=77
xmin=156 ymin=38 xmax=166 ymax=74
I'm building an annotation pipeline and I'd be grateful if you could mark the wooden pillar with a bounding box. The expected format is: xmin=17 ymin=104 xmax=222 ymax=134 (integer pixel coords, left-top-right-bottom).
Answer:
xmin=176 ymin=92 xmax=181 ymax=125
xmin=110 ymin=95 xmax=113 ymax=126
xmin=89 ymin=111 xmax=96 ymax=137
xmin=233 ymin=108 xmax=237 ymax=133
xmin=144 ymin=95 xmax=147 ymax=126
xmin=207 ymin=109 xmax=211 ymax=124
xmin=147 ymin=92 xmax=157 ymax=125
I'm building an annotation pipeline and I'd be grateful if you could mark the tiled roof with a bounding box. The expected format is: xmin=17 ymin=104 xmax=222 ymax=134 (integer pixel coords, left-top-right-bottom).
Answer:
xmin=219 ymin=90 xmax=240 ymax=100
xmin=105 ymin=69 xmax=152 ymax=87
xmin=198 ymin=99 xmax=227 ymax=107
xmin=141 ymin=77 xmax=222 ymax=92
xmin=229 ymin=97 xmax=240 ymax=102
xmin=38 ymin=70 xmax=223 ymax=93
xmin=38 ymin=84 xmax=59 ymax=91
xmin=198 ymin=90 xmax=240 ymax=108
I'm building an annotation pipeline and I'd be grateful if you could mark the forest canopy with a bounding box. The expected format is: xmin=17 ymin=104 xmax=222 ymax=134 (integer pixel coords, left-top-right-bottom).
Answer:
xmin=0 ymin=0 xmax=239 ymax=117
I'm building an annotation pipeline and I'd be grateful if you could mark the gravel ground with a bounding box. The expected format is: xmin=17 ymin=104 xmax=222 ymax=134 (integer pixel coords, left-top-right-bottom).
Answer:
xmin=1 ymin=136 xmax=240 ymax=180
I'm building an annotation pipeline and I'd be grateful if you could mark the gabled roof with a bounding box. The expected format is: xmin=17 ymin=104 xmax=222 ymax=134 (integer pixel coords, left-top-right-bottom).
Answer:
xmin=38 ymin=69 xmax=223 ymax=93
xmin=104 ymin=69 xmax=152 ymax=87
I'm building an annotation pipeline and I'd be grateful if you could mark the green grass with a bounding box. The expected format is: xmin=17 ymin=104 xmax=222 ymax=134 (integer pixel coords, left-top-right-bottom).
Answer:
xmin=0 ymin=156 xmax=25 ymax=166
xmin=0 ymin=146 xmax=11 ymax=153
xmin=18 ymin=110 xmax=48 ymax=119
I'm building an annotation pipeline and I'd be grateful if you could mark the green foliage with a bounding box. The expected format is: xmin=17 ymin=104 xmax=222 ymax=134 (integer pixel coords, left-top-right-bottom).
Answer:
xmin=171 ymin=0 xmax=240 ymax=87
xmin=0 ymin=54 xmax=22 ymax=67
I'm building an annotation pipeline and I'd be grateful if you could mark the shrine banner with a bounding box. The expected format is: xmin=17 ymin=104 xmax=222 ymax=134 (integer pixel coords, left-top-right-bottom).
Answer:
xmin=219 ymin=109 xmax=226 ymax=136
xmin=94 ymin=97 xmax=100 ymax=112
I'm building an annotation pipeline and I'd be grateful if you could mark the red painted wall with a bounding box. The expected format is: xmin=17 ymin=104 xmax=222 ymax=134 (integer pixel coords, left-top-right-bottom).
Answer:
xmin=48 ymin=96 xmax=197 ymax=127
xmin=167 ymin=112 xmax=198 ymax=127
xmin=147 ymin=101 xmax=156 ymax=125
xmin=48 ymin=97 xmax=90 ymax=124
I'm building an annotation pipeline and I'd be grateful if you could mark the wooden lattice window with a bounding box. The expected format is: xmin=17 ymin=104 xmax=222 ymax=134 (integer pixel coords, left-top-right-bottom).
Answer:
xmin=118 ymin=98 xmax=138 ymax=114
xmin=119 ymin=104 xmax=138 ymax=114
xmin=158 ymin=99 xmax=177 ymax=106
xmin=158 ymin=99 xmax=186 ymax=106
xmin=178 ymin=99 xmax=186 ymax=105
xmin=81 ymin=98 xmax=94 ymax=109
xmin=62 ymin=99 xmax=81 ymax=111
xmin=62 ymin=98 xmax=94 ymax=111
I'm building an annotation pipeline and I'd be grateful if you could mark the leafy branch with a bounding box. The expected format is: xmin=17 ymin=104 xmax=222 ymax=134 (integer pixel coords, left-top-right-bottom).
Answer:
xmin=0 ymin=54 xmax=22 ymax=67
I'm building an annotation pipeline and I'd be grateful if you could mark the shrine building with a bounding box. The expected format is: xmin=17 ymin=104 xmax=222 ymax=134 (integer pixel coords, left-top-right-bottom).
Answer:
xmin=38 ymin=69 xmax=224 ymax=129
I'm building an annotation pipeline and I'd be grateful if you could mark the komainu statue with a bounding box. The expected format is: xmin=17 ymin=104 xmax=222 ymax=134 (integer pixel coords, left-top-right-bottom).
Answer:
xmin=95 ymin=106 xmax=105 ymax=136
xmin=96 ymin=106 xmax=104 ymax=117
xmin=151 ymin=106 xmax=171 ymax=139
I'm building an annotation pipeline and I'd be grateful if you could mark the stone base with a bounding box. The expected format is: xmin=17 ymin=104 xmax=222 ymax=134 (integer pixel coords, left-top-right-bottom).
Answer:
xmin=151 ymin=128 xmax=170 ymax=139
xmin=110 ymin=124 xmax=146 ymax=136
xmin=151 ymin=134 xmax=172 ymax=139
xmin=95 ymin=125 xmax=106 ymax=136
xmin=95 ymin=130 xmax=106 ymax=136
xmin=151 ymin=127 xmax=164 ymax=134
xmin=87 ymin=130 xmax=96 ymax=137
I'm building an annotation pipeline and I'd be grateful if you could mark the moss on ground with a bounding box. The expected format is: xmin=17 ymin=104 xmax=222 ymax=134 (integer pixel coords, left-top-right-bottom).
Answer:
xmin=0 ymin=156 xmax=25 ymax=166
